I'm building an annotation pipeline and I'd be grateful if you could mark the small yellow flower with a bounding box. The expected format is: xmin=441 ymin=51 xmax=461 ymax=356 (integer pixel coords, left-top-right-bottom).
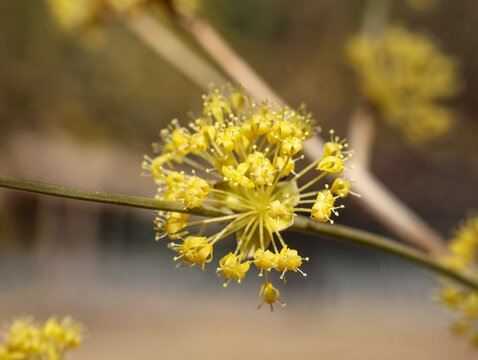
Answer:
xmin=183 ymin=176 xmax=210 ymax=208
xmin=216 ymin=126 xmax=241 ymax=152
xmin=330 ymin=178 xmax=351 ymax=198
xmin=274 ymin=246 xmax=309 ymax=282
xmin=251 ymin=162 xmax=275 ymax=186
xmin=170 ymin=236 xmax=213 ymax=269
xmin=311 ymin=190 xmax=335 ymax=223
xmin=217 ymin=253 xmax=251 ymax=286
xmin=144 ymin=85 xmax=353 ymax=308
xmin=275 ymin=155 xmax=296 ymax=177
xmin=317 ymin=130 xmax=352 ymax=174
xmin=155 ymin=212 xmax=190 ymax=240
xmin=253 ymin=249 xmax=277 ymax=276
xmin=222 ymin=163 xmax=255 ymax=188
xmin=317 ymin=156 xmax=344 ymax=174
xmin=258 ymin=282 xmax=285 ymax=312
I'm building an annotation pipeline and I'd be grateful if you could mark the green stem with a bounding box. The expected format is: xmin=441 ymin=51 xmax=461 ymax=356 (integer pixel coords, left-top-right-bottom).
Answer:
xmin=0 ymin=175 xmax=226 ymax=218
xmin=1 ymin=175 xmax=476 ymax=290
xmin=290 ymin=216 xmax=478 ymax=291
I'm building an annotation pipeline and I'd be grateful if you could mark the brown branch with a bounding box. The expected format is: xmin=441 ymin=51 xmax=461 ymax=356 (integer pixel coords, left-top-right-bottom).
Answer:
xmin=346 ymin=0 xmax=392 ymax=169
xmin=347 ymin=105 xmax=376 ymax=169
xmin=344 ymin=0 xmax=446 ymax=254
xmin=126 ymin=11 xmax=227 ymax=89
xmin=176 ymin=13 xmax=284 ymax=104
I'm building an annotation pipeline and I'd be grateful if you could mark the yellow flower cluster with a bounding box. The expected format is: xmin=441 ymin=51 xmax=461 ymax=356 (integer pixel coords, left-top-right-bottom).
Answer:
xmin=438 ymin=214 xmax=478 ymax=346
xmin=143 ymin=85 xmax=355 ymax=310
xmin=46 ymin=0 xmax=147 ymax=32
xmin=0 ymin=316 xmax=83 ymax=360
xmin=347 ymin=26 xmax=459 ymax=143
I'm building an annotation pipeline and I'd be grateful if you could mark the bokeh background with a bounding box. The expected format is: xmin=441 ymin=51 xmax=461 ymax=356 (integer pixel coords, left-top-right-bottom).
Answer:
xmin=1 ymin=0 xmax=478 ymax=359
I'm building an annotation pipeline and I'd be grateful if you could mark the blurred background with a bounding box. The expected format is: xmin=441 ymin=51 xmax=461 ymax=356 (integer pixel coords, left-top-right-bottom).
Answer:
xmin=0 ymin=0 xmax=478 ymax=358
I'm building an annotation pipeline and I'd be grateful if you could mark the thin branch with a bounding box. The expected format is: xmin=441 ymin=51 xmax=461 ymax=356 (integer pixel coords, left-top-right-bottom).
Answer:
xmin=0 ymin=175 xmax=226 ymax=218
xmin=0 ymin=175 xmax=472 ymax=289
xmin=291 ymin=216 xmax=476 ymax=290
xmin=344 ymin=0 xmax=446 ymax=254
xmin=361 ymin=0 xmax=393 ymax=39
xmin=347 ymin=105 xmax=375 ymax=169
xmin=346 ymin=107 xmax=446 ymax=254
xmin=176 ymin=13 xmax=284 ymax=104
xmin=126 ymin=11 xmax=227 ymax=89
xmin=347 ymin=0 xmax=391 ymax=169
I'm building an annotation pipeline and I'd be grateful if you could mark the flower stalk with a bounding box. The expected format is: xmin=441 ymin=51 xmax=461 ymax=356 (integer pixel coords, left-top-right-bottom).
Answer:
xmin=0 ymin=175 xmax=225 ymax=218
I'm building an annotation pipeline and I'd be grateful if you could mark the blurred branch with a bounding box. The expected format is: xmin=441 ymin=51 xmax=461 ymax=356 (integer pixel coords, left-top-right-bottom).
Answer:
xmin=347 ymin=105 xmax=375 ymax=168
xmin=362 ymin=0 xmax=392 ymax=39
xmin=126 ymin=12 xmax=227 ymax=89
xmin=0 ymin=175 xmax=472 ymax=289
xmin=346 ymin=107 xmax=446 ymax=254
xmin=121 ymin=8 xmax=446 ymax=254
xmin=347 ymin=0 xmax=392 ymax=168
xmin=345 ymin=0 xmax=447 ymax=254
xmin=176 ymin=13 xmax=284 ymax=104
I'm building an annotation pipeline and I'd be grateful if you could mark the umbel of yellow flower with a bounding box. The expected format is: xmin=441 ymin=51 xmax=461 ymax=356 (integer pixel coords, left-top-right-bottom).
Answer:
xmin=0 ymin=316 xmax=83 ymax=360
xmin=143 ymin=85 xmax=355 ymax=310
xmin=347 ymin=26 xmax=459 ymax=143
xmin=437 ymin=214 xmax=478 ymax=347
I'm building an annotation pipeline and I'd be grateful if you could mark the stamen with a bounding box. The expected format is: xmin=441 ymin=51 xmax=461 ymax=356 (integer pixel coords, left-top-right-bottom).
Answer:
xmin=184 ymin=213 xmax=244 ymax=227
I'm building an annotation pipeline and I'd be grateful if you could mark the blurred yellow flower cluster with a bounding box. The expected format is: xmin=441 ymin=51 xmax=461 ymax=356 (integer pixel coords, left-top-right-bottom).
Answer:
xmin=438 ymin=215 xmax=478 ymax=346
xmin=347 ymin=26 xmax=459 ymax=143
xmin=45 ymin=0 xmax=198 ymax=34
xmin=46 ymin=0 xmax=147 ymax=32
xmin=45 ymin=0 xmax=152 ymax=49
xmin=404 ymin=0 xmax=439 ymax=13
xmin=0 ymin=316 xmax=83 ymax=360
xmin=142 ymin=85 xmax=355 ymax=310
xmin=46 ymin=0 xmax=101 ymax=32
